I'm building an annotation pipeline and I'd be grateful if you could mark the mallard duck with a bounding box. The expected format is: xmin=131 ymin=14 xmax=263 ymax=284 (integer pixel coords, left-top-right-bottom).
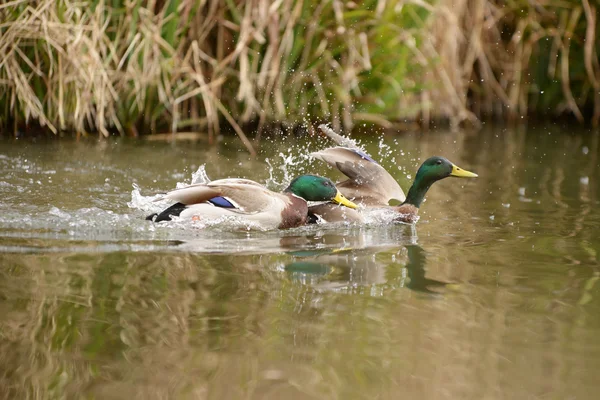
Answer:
xmin=308 ymin=125 xmax=478 ymax=224
xmin=146 ymin=175 xmax=358 ymax=230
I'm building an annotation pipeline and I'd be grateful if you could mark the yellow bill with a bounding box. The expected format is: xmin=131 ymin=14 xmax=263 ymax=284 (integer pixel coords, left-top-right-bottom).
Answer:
xmin=333 ymin=191 xmax=358 ymax=209
xmin=450 ymin=164 xmax=478 ymax=178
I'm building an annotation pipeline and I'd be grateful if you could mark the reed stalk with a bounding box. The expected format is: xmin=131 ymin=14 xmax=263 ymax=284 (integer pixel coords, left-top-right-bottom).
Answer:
xmin=0 ymin=0 xmax=598 ymax=146
xmin=425 ymin=0 xmax=600 ymax=127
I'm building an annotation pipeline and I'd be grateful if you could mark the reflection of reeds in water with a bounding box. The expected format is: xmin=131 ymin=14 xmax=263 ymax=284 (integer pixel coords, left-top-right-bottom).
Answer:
xmin=0 ymin=235 xmax=598 ymax=398
xmin=0 ymin=251 xmax=289 ymax=398
xmin=0 ymin=253 xmax=95 ymax=398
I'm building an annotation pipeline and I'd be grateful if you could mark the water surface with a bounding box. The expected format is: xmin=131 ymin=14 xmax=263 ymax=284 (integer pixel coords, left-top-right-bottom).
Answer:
xmin=1 ymin=127 xmax=599 ymax=399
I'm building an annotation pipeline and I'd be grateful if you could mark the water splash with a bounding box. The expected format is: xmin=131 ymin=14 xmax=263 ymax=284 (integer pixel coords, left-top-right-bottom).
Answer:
xmin=264 ymin=150 xmax=312 ymax=190
xmin=360 ymin=207 xmax=418 ymax=226
xmin=125 ymin=136 xmax=416 ymax=234
xmin=190 ymin=165 xmax=211 ymax=185
xmin=129 ymin=165 xmax=211 ymax=213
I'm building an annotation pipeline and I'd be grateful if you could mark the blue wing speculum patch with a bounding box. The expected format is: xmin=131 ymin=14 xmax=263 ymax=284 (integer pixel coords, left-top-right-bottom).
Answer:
xmin=208 ymin=196 xmax=236 ymax=208
xmin=351 ymin=148 xmax=378 ymax=164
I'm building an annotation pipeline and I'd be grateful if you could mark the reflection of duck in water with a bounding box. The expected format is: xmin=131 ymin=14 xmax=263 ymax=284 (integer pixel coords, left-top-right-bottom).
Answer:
xmin=285 ymin=241 xmax=448 ymax=293
xmin=403 ymin=245 xmax=448 ymax=294
xmin=308 ymin=125 xmax=478 ymax=224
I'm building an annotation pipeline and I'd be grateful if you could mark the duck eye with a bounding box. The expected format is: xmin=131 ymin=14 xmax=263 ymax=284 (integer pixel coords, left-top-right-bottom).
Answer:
xmin=436 ymin=160 xmax=442 ymax=165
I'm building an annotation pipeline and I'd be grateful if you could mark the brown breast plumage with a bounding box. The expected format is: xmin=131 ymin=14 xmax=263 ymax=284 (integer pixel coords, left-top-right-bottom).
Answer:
xmin=393 ymin=204 xmax=419 ymax=224
xmin=278 ymin=195 xmax=309 ymax=229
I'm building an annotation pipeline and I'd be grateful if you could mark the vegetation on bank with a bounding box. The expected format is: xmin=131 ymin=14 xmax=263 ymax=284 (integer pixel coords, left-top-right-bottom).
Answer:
xmin=0 ymin=0 xmax=598 ymax=147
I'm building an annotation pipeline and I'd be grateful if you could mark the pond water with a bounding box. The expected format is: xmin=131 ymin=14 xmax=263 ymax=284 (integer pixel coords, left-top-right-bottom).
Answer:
xmin=0 ymin=126 xmax=599 ymax=399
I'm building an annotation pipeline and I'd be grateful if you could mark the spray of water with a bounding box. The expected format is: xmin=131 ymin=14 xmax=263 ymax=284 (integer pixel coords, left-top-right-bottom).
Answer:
xmin=128 ymin=165 xmax=211 ymax=213
xmin=127 ymin=130 xmax=415 ymax=233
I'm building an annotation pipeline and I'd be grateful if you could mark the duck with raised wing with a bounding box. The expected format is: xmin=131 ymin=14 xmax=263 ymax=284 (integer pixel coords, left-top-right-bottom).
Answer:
xmin=146 ymin=175 xmax=358 ymax=230
xmin=308 ymin=125 xmax=477 ymax=224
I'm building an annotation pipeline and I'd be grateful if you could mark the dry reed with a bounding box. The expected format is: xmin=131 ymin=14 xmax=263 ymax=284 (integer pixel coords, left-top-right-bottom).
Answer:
xmin=425 ymin=0 xmax=600 ymax=128
xmin=0 ymin=0 xmax=434 ymax=146
xmin=0 ymin=0 xmax=598 ymax=148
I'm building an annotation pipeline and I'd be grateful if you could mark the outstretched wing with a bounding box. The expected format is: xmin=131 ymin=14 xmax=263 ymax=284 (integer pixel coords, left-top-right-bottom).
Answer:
xmin=158 ymin=178 xmax=280 ymax=213
xmin=311 ymin=146 xmax=405 ymax=205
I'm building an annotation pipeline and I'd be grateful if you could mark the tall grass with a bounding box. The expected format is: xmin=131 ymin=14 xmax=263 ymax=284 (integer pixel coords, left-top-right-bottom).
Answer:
xmin=425 ymin=0 xmax=600 ymax=128
xmin=0 ymin=0 xmax=431 ymax=149
xmin=0 ymin=0 xmax=598 ymax=147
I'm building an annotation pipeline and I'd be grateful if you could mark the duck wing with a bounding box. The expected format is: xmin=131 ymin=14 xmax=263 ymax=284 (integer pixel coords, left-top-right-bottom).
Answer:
xmin=158 ymin=178 xmax=281 ymax=213
xmin=311 ymin=146 xmax=405 ymax=206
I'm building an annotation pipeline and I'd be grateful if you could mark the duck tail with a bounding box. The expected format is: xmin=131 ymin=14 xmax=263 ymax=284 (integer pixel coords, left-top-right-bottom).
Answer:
xmin=147 ymin=202 xmax=187 ymax=222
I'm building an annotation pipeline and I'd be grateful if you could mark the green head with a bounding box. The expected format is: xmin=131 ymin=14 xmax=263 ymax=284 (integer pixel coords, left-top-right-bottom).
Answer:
xmin=285 ymin=175 xmax=357 ymax=208
xmin=403 ymin=157 xmax=478 ymax=207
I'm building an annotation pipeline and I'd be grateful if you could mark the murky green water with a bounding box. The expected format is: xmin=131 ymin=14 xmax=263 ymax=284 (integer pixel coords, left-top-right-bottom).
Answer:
xmin=1 ymin=126 xmax=599 ymax=399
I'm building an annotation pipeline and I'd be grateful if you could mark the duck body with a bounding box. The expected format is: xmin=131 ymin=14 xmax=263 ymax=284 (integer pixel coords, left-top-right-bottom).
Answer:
xmin=175 ymin=193 xmax=308 ymax=229
xmin=147 ymin=176 xmax=357 ymax=230
xmin=308 ymin=198 xmax=419 ymax=224
xmin=309 ymin=125 xmax=477 ymax=224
